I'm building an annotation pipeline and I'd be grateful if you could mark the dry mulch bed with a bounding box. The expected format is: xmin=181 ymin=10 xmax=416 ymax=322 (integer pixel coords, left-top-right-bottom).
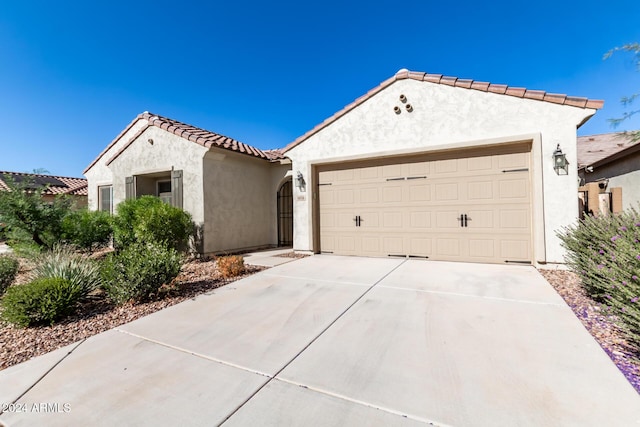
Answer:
xmin=0 ymin=258 xmax=265 ymax=371
xmin=539 ymin=269 xmax=640 ymax=393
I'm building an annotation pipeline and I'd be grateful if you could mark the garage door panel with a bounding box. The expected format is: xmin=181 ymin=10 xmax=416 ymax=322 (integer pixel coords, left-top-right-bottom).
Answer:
xmin=361 ymin=236 xmax=380 ymax=253
xmin=359 ymin=187 xmax=379 ymax=203
xmin=409 ymin=238 xmax=432 ymax=256
xmin=408 ymin=161 xmax=430 ymax=176
xmin=468 ymin=181 xmax=493 ymax=200
xmin=435 ymin=159 xmax=458 ymax=174
xmin=409 ymin=184 xmax=431 ymax=201
xmin=499 ymin=179 xmax=528 ymax=199
xmin=469 ymin=239 xmax=496 ymax=258
xmin=435 ymin=183 xmax=459 ymax=201
xmin=383 ymin=236 xmax=404 ymax=255
xmin=435 ymin=211 xmax=461 ymax=228
xmin=467 ymin=156 xmax=493 ymax=171
xmin=382 ymin=164 xmax=402 ymax=178
xmin=500 ymin=240 xmax=530 ymax=261
xmin=337 ymin=189 xmax=355 ymax=204
xmin=318 ymin=147 xmax=532 ymax=263
xmin=382 ymin=212 xmax=403 ymax=228
xmin=409 ymin=211 xmax=432 ymax=228
xmin=436 ymin=238 xmax=461 ymax=257
xmin=499 ymin=209 xmax=530 ymax=229
xmin=466 ymin=210 xmax=494 ymax=229
xmin=498 ymin=152 xmax=529 ymax=169
xmin=382 ymin=186 xmax=402 ymax=202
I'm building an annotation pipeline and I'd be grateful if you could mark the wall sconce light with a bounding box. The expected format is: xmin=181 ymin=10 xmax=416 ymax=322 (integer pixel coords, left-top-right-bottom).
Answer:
xmin=553 ymin=144 xmax=569 ymax=175
xmin=295 ymin=171 xmax=305 ymax=189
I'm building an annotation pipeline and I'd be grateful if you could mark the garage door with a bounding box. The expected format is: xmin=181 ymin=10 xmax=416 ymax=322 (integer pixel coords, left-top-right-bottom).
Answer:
xmin=317 ymin=145 xmax=532 ymax=264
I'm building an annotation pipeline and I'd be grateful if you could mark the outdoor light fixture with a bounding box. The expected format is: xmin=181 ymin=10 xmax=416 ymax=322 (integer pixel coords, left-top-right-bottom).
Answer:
xmin=553 ymin=144 xmax=569 ymax=175
xmin=295 ymin=171 xmax=305 ymax=189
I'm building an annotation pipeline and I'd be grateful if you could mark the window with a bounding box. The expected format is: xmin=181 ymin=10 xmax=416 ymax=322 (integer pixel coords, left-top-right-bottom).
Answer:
xmin=157 ymin=180 xmax=172 ymax=205
xmin=98 ymin=185 xmax=113 ymax=213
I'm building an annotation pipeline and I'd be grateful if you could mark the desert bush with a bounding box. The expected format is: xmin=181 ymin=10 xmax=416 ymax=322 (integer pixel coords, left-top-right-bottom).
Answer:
xmin=112 ymin=196 xmax=193 ymax=251
xmin=0 ymin=177 xmax=72 ymax=248
xmin=558 ymin=207 xmax=640 ymax=351
xmin=216 ymin=255 xmax=245 ymax=278
xmin=0 ymin=277 xmax=83 ymax=327
xmin=61 ymin=209 xmax=112 ymax=253
xmin=101 ymin=242 xmax=183 ymax=304
xmin=0 ymin=255 xmax=19 ymax=295
xmin=32 ymin=245 xmax=102 ymax=297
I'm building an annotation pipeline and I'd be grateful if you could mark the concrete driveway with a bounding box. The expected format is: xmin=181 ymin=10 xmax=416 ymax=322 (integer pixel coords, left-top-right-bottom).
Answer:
xmin=1 ymin=256 xmax=639 ymax=426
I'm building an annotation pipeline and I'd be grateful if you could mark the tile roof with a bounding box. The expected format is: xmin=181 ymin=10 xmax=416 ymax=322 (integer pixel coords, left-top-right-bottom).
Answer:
xmin=577 ymin=132 xmax=640 ymax=168
xmin=86 ymin=112 xmax=283 ymax=173
xmin=0 ymin=171 xmax=88 ymax=196
xmin=283 ymin=69 xmax=605 ymax=153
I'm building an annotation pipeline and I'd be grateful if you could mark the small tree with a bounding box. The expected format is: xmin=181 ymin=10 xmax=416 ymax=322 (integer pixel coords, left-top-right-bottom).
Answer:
xmin=604 ymin=43 xmax=640 ymax=142
xmin=0 ymin=177 xmax=72 ymax=248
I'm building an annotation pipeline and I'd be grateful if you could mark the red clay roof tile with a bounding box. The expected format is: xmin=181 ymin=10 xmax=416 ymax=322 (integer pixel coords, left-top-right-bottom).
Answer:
xmin=0 ymin=171 xmax=88 ymax=197
xmin=95 ymin=112 xmax=284 ymax=169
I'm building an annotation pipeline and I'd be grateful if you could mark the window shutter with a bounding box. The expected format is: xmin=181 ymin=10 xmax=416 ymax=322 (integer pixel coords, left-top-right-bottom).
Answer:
xmin=125 ymin=176 xmax=134 ymax=200
xmin=171 ymin=170 xmax=183 ymax=209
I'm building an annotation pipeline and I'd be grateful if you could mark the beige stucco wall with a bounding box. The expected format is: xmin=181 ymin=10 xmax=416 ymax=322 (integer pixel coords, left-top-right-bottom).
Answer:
xmin=84 ymin=119 xmax=148 ymax=210
xmin=285 ymin=78 xmax=596 ymax=264
xmin=202 ymin=149 xmax=291 ymax=254
xmin=108 ymin=126 xmax=209 ymax=225
xmin=581 ymin=151 xmax=640 ymax=211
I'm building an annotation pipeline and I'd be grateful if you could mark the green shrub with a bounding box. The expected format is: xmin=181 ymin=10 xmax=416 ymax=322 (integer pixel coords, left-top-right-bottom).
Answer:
xmin=0 ymin=277 xmax=83 ymax=327
xmin=0 ymin=255 xmax=19 ymax=295
xmin=112 ymin=196 xmax=193 ymax=251
xmin=61 ymin=209 xmax=112 ymax=253
xmin=216 ymin=255 xmax=245 ymax=278
xmin=32 ymin=245 xmax=102 ymax=297
xmin=558 ymin=207 xmax=640 ymax=351
xmin=101 ymin=242 xmax=183 ymax=304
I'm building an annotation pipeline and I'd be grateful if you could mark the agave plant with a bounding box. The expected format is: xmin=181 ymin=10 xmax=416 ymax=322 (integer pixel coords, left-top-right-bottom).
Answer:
xmin=32 ymin=245 xmax=102 ymax=297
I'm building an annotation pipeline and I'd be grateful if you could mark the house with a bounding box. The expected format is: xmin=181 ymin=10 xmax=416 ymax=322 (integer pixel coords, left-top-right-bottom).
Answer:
xmin=83 ymin=113 xmax=292 ymax=254
xmin=0 ymin=171 xmax=88 ymax=208
xmin=85 ymin=69 xmax=602 ymax=265
xmin=577 ymin=132 xmax=640 ymax=216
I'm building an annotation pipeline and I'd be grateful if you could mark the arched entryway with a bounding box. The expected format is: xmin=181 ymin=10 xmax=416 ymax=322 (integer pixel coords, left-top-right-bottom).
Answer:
xmin=277 ymin=180 xmax=293 ymax=246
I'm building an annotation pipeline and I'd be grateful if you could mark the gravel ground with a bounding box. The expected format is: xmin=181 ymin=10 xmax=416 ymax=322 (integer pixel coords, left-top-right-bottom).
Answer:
xmin=1 ymin=256 xmax=638 ymax=395
xmin=539 ymin=269 xmax=640 ymax=393
xmin=0 ymin=258 xmax=265 ymax=371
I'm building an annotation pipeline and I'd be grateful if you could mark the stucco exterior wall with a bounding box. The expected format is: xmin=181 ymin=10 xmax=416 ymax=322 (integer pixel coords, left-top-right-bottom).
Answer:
xmin=285 ymin=78 xmax=596 ymax=264
xmin=104 ymin=126 xmax=209 ymax=224
xmin=582 ymin=151 xmax=640 ymax=211
xmin=202 ymin=150 xmax=289 ymax=253
xmin=84 ymin=119 xmax=148 ymax=210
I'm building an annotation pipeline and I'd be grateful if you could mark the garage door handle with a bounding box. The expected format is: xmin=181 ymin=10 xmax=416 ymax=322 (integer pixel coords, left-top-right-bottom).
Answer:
xmin=464 ymin=214 xmax=468 ymax=227
xmin=353 ymin=215 xmax=362 ymax=227
xmin=457 ymin=215 xmax=464 ymax=227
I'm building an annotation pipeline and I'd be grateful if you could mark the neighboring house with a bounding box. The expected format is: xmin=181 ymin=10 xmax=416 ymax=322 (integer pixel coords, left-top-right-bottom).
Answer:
xmin=577 ymin=132 xmax=640 ymax=215
xmin=86 ymin=69 xmax=602 ymax=265
xmin=0 ymin=171 xmax=88 ymax=208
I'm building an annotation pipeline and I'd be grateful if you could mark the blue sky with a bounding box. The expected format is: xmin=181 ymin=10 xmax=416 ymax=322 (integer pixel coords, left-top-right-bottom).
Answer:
xmin=1 ymin=1 xmax=639 ymax=177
